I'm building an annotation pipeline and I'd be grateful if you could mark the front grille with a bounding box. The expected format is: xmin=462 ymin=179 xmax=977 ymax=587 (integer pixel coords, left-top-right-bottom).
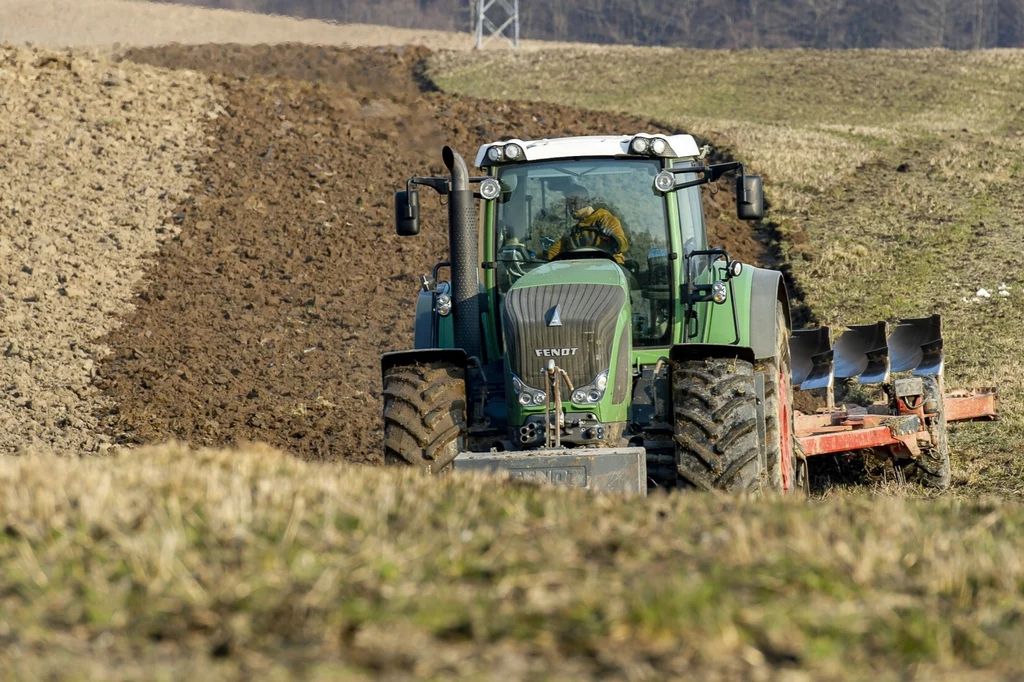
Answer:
xmin=502 ymin=283 xmax=625 ymax=391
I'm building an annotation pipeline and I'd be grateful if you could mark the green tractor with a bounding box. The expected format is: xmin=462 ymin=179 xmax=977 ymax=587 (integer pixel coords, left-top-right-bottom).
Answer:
xmin=382 ymin=135 xmax=800 ymax=495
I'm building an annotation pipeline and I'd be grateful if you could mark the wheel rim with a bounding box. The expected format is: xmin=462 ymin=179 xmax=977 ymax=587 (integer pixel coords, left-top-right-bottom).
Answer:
xmin=779 ymin=366 xmax=793 ymax=492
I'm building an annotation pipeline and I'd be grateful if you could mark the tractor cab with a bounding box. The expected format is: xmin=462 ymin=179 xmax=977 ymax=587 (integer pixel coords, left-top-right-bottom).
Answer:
xmin=482 ymin=138 xmax=723 ymax=349
xmin=384 ymin=134 xmax=796 ymax=495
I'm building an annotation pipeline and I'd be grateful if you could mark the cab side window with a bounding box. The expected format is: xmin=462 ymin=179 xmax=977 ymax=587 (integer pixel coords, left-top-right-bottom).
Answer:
xmin=676 ymin=177 xmax=708 ymax=278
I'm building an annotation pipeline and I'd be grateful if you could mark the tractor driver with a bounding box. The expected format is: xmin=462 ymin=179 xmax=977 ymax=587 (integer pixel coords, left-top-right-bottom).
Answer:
xmin=546 ymin=184 xmax=629 ymax=265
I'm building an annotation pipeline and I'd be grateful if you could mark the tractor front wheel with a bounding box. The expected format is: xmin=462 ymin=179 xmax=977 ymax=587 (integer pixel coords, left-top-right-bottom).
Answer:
xmin=382 ymin=362 xmax=467 ymax=472
xmin=673 ymin=355 xmax=761 ymax=492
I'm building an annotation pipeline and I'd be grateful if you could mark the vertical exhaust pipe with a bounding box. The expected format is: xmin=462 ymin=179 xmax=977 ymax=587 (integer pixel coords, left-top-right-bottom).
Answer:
xmin=442 ymin=146 xmax=481 ymax=361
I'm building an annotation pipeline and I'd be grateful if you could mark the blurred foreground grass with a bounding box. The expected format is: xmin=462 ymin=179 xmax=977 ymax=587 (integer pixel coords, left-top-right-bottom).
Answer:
xmin=3 ymin=445 xmax=1024 ymax=680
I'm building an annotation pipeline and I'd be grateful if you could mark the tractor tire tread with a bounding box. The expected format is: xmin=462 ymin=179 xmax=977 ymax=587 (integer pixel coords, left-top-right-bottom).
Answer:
xmin=673 ymin=356 xmax=760 ymax=493
xmin=382 ymin=362 xmax=466 ymax=472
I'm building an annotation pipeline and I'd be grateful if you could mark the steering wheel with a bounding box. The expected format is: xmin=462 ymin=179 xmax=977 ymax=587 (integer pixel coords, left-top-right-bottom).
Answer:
xmin=561 ymin=225 xmax=621 ymax=257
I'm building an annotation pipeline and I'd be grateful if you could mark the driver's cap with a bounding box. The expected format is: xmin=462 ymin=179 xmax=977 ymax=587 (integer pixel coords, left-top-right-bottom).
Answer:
xmin=564 ymin=183 xmax=589 ymax=199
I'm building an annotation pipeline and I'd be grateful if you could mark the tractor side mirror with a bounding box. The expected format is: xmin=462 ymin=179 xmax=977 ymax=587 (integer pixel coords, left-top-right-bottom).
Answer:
xmin=395 ymin=189 xmax=420 ymax=236
xmin=736 ymin=174 xmax=764 ymax=221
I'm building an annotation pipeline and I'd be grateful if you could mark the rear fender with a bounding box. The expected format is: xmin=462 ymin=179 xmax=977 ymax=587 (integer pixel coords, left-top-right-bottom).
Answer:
xmin=748 ymin=268 xmax=790 ymax=360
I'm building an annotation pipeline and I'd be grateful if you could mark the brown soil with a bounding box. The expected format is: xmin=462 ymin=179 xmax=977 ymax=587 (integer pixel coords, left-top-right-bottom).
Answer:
xmin=0 ymin=44 xmax=218 ymax=455
xmin=97 ymin=44 xmax=766 ymax=462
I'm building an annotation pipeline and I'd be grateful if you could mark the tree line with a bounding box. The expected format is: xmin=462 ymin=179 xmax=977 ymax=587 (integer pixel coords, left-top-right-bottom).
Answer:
xmin=157 ymin=0 xmax=1024 ymax=48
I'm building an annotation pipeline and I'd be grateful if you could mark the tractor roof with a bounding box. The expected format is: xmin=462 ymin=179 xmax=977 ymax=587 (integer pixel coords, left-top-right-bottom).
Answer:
xmin=474 ymin=134 xmax=701 ymax=168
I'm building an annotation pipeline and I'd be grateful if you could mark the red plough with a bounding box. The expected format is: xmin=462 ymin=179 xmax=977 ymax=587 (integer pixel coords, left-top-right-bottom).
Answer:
xmin=796 ymin=389 xmax=998 ymax=458
xmin=791 ymin=315 xmax=998 ymax=484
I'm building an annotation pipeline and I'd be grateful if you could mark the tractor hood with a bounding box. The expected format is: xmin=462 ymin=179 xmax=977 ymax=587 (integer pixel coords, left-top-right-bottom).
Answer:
xmin=502 ymin=259 xmax=631 ymax=413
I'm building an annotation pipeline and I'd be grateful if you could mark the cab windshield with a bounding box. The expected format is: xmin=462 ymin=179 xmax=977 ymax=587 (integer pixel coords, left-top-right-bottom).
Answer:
xmin=494 ymin=158 xmax=673 ymax=346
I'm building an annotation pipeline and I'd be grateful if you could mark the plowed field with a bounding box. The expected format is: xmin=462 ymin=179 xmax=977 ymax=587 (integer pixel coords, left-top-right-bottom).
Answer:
xmin=95 ymin=44 xmax=765 ymax=462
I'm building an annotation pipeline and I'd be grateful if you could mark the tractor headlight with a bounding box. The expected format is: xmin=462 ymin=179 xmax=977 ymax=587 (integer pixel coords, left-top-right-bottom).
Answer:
xmin=653 ymin=171 xmax=675 ymax=194
xmin=479 ymin=177 xmax=501 ymax=200
xmin=436 ymin=293 xmax=452 ymax=316
xmin=571 ymin=370 xmax=609 ymax=404
xmin=485 ymin=143 xmax=525 ymax=165
xmin=631 ymin=135 xmax=672 ymax=157
xmin=512 ymin=374 xmax=547 ymax=407
xmin=712 ymin=280 xmax=728 ymax=304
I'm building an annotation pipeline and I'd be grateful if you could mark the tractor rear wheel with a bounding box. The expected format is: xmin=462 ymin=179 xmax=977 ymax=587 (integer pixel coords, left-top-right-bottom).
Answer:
xmin=673 ymin=356 xmax=761 ymax=492
xmin=382 ymin=362 xmax=466 ymax=473
xmin=901 ymin=376 xmax=950 ymax=490
xmin=755 ymin=301 xmax=804 ymax=495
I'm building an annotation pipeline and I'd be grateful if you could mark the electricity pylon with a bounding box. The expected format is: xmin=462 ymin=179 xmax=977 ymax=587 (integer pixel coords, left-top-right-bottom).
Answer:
xmin=474 ymin=0 xmax=520 ymax=49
